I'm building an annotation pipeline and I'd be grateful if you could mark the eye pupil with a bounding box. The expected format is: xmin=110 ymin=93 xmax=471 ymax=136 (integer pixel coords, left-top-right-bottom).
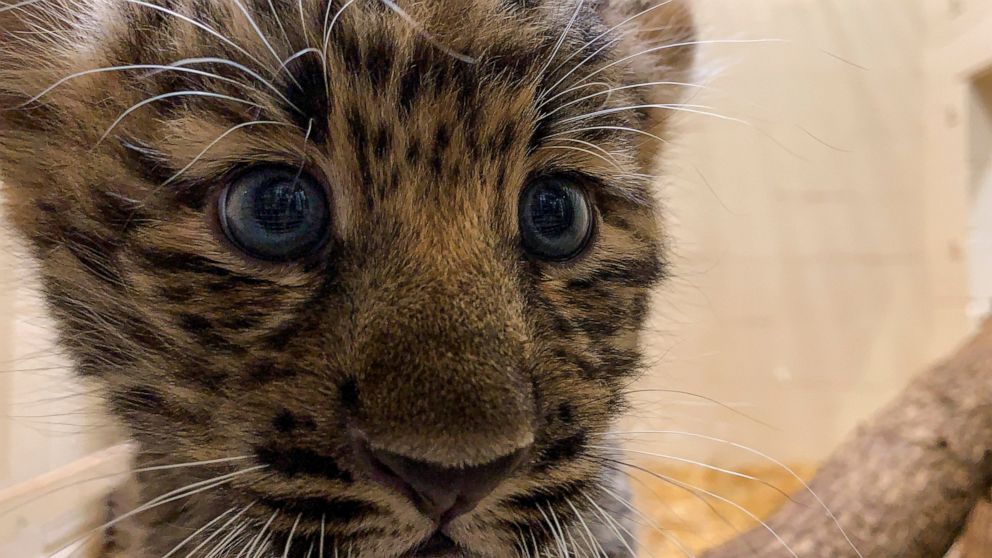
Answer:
xmin=519 ymin=178 xmax=593 ymax=261
xmin=252 ymin=180 xmax=310 ymax=234
xmin=531 ymin=187 xmax=575 ymax=237
xmin=220 ymin=166 xmax=330 ymax=261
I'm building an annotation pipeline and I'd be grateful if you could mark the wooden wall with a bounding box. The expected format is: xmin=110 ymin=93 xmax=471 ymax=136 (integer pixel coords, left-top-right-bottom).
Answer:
xmin=624 ymin=0 xmax=978 ymax=465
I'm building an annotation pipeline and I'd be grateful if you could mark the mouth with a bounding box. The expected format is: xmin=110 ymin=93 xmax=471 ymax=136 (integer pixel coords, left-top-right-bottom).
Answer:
xmin=407 ymin=531 xmax=461 ymax=557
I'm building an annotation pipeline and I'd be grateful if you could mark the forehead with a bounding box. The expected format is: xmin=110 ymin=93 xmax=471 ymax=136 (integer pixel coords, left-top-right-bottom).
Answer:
xmin=84 ymin=0 xmax=643 ymax=211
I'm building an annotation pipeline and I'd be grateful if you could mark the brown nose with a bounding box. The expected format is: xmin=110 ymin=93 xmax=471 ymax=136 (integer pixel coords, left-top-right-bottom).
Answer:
xmin=354 ymin=439 xmax=530 ymax=525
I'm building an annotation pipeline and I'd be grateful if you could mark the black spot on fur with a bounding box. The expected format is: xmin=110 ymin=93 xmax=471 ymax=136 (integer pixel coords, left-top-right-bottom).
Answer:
xmin=284 ymin=53 xmax=330 ymax=143
xmin=178 ymin=312 xmax=243 ymax=354
xmin=273 ymin=409 xmax=297 ymax=433
xmin=254 ymin=445 xmax=354 ymax=483
xmin=255 ymin=494 xmax=374 ymax=525
xmin=137 ymin=248 xmax=231 ymax=277
xmin=535 ymin=430 xmax=587 ymax=471
xmin=339 ymin=378 xmax=359 ymax=412
xmin=567 ymin=256 xmax=664 ymax=290
xmin=365 ymin=39 xmax=394 ymax=89
xmin=62 ymin=227 xmax=125 ymax=288
xmin=399 ymin=62 xmax=424 ymax=111
xmin=248 ymin=359 xmax=300 ymax=383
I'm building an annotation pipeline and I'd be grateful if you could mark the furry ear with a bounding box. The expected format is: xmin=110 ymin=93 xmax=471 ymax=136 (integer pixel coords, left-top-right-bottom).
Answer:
xmin=597 ymin=0 xmax=697 ymax=164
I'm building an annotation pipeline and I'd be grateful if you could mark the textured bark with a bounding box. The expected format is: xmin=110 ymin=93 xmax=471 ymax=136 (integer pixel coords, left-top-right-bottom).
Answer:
xmin=703 ymin=320 xmax=992 ymax=558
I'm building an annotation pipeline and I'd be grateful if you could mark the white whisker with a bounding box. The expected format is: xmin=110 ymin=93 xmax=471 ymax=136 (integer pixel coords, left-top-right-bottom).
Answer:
xmin=581 ymin=492 xmax=639 ymax=558
xmin=123 ymin=0 xmax=269 ymax=72
xmin=608 ymin=458 xmax=800 ymax=558
xmin=282 ymin=513 xmax=303 ymax=558
xmin=543 ymin=0 xmax=676 ymax=89
xmin=378 ymin=0 xmax=476 ymax=64
xmin=162 ymin=506 xmax=238 ymax=558
xmin=574 ymin=39 xmax=785 ymax=90
xmin=564 ymin=499 xmax=608 ymax=558
xmin=541 ymin=81 xmax=704 ymax=120
xmin=183 ymin=503 xmax=256 ymax=558
xmin=598 ymin=485 xmax=695 ymax=558
xmin=547 ymin=125 xmax=669 ymax=147
xmin=162 ymin=119 xmax=291 ymax=186
xmin=606 ymin=430 xmax=863 ymax=557
xmin=537 ymin=0 xmax=586 ymax=83
xmin=98 ymin=90 xmax=264 ymax=145
xmin=322 ymin=0 xmax=357 ymax=97
xmin=230 ymin=0 xmax=283 ymax=64
xmin=166 ymin=57 xmax=302 ymax=112
xmin=591 ymin=445 xmax=797 ymax=501
xmin=49 ymin=465 xmax=266 ymax=558
xmin=539 ymin=144 xmax=627 ymax=173
xmin=558 ymin=103 xmax=746 ymax=126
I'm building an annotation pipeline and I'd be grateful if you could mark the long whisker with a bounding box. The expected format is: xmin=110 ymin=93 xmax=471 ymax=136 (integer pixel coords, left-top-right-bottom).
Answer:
xmin=539 ymin=37 xmax=624 ymax=105
xmin=17 ymin=64 xmax=254 ymax=109
xmin=536 ymin=503 xmax=568 ymax=557
xmin=165 ymin=57 xmax=302 ymax=112
xmin=238 ymin=509 xmax=278 ymax=558
xmin=0 ymin=453 xmax=249 ymax=518
xmin=50 ymin=465 xmax=266 ymax=558
xmin=202 ymin=515 xmax=255 ymax=558
xmin=558 ymin=103 xmax=744 ymax=127
xmin=123 ymin=0 xmax=270 ymax=72
xmin=598 ymin=484 xmax=696 ymax=558
xmin=282 ymin=513 xmax=303 ymax=558
xmin=321 ymin=0 xmax=357 ymax=98
xmin=564 ymin=499 xmax=608 ymax=558
xmin=378 ymin=0 xmax=476 ymax=63
xmin=581 ymin=492 xmax=639 ymax=558
xmin=182 ymin=503 xmax=256 ymax=558
xmin=230 ymin=0 xmax=283 ymax=64
xmin=161 ymin=506 xmax=239 ymax=558
xmin=543 ymin=0 xmax=675 ymax=88
xmin=538 ymin=144 xmax=631 ymax=174
xmin=540 ymin=81 xmax=704 ymax=119
xmin=97 ymin=90 xmax=264 ymax=145
xmin=606 ymin=429 xmax=863 ymax=557
xmin=162 ymin=119 xmax=291 ymax=186
xmin=590 ymin=445 xmax=798 ymax=502
xmin=622 ymin=389 xmax=773 ymax=428
xmin=546 ymin=125 xmax=669 ymax=149
xmin=572 ymin=39 xmax=785 ymax=90
xmin=536 ymin=0 xmax=586 ymax=83
xmin=549 ymin=138 xmax=626 ymax=168
xmin=605 ymin=458 xmax=800 ymax=558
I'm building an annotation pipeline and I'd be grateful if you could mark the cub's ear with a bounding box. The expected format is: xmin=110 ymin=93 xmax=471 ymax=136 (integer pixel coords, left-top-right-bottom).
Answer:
xmin=597 ymin=0 xmax=697 ymax=164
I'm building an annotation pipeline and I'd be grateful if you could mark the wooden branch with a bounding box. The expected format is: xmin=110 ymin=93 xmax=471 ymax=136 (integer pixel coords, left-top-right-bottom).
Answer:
xmin=703 ymin=319 xmax=992 ymax=558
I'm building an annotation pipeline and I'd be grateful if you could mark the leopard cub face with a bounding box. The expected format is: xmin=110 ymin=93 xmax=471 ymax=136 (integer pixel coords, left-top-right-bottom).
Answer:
xmin=0 ymin=1 xmax=694 ymax=556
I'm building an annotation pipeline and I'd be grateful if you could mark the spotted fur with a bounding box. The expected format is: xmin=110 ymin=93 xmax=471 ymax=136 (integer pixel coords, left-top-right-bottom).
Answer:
xmin=0 ymin=0 xmax=694 ymax=556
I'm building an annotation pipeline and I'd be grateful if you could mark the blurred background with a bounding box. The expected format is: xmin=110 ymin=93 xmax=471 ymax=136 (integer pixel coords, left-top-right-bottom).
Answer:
xmin=1 ymin=0 xmax=991 ymax=556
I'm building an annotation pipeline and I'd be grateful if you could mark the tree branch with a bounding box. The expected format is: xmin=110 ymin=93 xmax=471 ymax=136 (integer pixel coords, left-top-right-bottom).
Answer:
xmin=703 ymin=320 xmax=992 ymax=558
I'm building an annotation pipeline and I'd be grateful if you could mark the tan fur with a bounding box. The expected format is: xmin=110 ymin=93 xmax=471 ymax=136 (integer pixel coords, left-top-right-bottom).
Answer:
xmin=0 ymin=1 xmax=694 ymax=556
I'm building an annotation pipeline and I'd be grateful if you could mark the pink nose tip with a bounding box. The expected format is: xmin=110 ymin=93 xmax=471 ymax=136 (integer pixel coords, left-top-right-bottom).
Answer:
xmin=354 ymin=440 xmax=530 ymax=525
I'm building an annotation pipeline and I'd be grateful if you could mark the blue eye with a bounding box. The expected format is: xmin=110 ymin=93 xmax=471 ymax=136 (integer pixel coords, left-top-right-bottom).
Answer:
xmin=519 ymin=177 xmax=594 ymax=261
xmin=219 ymin=166 xmax=330 ymax=261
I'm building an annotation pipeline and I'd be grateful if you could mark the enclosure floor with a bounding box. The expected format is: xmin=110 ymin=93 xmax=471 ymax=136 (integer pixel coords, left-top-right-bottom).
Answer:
xmin=630 ymin=461 xmax=817 ymax=556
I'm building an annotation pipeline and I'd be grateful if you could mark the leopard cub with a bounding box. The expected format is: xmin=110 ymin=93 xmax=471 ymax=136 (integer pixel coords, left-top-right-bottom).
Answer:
xmin=0 ymin=0 xmax=694 ymax=556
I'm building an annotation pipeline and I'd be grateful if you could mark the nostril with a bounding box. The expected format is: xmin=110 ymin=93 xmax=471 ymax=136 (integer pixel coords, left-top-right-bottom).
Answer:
xmin=352 ymin=437 xmax=530 ymax=525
